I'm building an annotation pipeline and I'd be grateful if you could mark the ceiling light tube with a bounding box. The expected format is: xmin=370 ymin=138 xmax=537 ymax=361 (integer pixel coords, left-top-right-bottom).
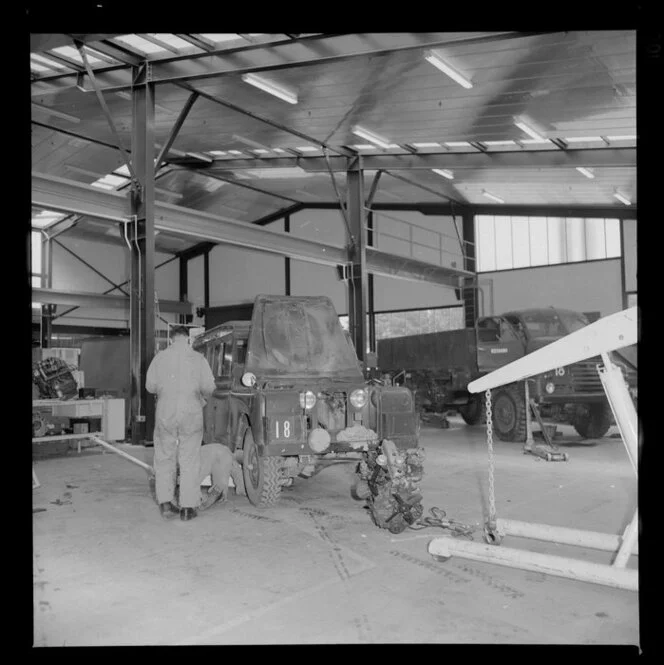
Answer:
xmin=432 ymin=169 xmax=454 ymax=180
xmin=576 ymin=167 xmax=595 ymax=179
xmin=351 ymin=126 xmax=392 ymax=150
xmin=482 ymin=190 xmax=504 ymax=204
xmin=514 ymin=120 xmax=546 ymax=142
xmin=241 ymin=73 xmax=298 ymax=104
xmin=424 ymin=51 xmax=473 ymax=89
xmin=613 ymin=192 xmax=631 ymax=206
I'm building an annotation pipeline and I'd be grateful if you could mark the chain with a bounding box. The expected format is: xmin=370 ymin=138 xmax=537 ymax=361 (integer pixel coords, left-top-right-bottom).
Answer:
xmin=484 ymin=388 xmax=500 ymax=544
xmin=408 ymin=507 xmax=475 ymax=539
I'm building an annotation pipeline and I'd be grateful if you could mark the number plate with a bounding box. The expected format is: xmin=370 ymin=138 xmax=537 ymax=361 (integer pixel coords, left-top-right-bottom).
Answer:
xmin=271 ymin=417 xmax=303 ymax=442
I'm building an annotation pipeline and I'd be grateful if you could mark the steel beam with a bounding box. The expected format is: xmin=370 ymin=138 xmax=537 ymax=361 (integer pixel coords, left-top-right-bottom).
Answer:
xmin=32 ymin=32 xmax=535 ymax=96
xmin=31 ymin=173 xmax=473 ymax=287
xmin=253 ymin=203 xmax=304 ymax=226
xmin=383 ymin=170 xmax=467 ymax=205
xmin=155 ymin=92 xmax=199 ymax=172
xmin=207 ymin=148 xmax=636 ymax=172
xmin=461 ymin=210 xmax=478 ymax=327
xmin=32 ymin=288 xmax=192 ymax=314
xmin=347 ymin=164 xmax=368 ymax=361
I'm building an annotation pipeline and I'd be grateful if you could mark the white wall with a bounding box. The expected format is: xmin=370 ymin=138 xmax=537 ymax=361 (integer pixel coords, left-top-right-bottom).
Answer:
xmin=481 ymin=259 xmax=623 ymax=317
xmin=47 ymin=236 xmax=178 ymax=329
xmin=623 ymin=219 xmax=636 ymax=293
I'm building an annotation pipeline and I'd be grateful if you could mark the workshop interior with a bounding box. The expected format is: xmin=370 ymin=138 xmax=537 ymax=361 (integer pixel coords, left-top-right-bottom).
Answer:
xmin=31 ymin=29 xmax=642 ymax=648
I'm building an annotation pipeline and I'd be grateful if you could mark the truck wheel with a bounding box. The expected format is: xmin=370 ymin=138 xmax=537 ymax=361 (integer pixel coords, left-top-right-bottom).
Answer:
xmin=459 ymin=395 xmax=486 ymax=426
xmin=572 ymin=403 xmax=612 ymax=439
xmin=241 ymin=423 xmax=282 ymax=508
xmin=492 ymin=384 xmax=526 ymax=442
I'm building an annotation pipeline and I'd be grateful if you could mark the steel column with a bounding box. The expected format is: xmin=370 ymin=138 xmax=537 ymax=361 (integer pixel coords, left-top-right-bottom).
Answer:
xmin=129 ymin=73 xmax=156 ymax=445
xmin=284 ymin=215 xmax=291 ymax=296
xmin=203 ymin=249 xmax=210 ymax=310
xmin=40 ymin=233 xmax=52 ymax=348
xmin=346 ymin=162 xmax=368 ymax=361
xmin=462 ymin=210 xmax=478 ymax=327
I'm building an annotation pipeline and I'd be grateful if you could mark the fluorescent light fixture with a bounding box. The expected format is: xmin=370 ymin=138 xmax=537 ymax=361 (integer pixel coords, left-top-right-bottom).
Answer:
xmin=514 ymin=119 xmax=546 ymax=142
xmin=241 ymin=73 xmax=298 ymax=104
xmin=208 ymin=151 xmax=227 ymax=156
xmin=228 ymin=150 xmax=243 ymax=155
xmin=483 ymin=140 xmax=517 ymax=146
xmin=519 ymin=139 xmax=551 ymax=145
xmin=352 ymin=144 xmax=378 ymax=150
xmin=432 ymin=169 xmax=454 ymax=180
xmin=482 ymin=190 xmax=504 ymax=203
xmin=244 ymin=167 xmax=314 ymax=179
xmin=273 ymin=148 xmax=287 ymax=153
xmin=295 ymin=146 xmax=318 ymax=152
xmin=607 ymin=135 xmax=637 ymax=141
xmin=412 ymin=142 xmax=441 ymax=148
xmin=613 ymin=192 xmax=631 ymax=206
xmin=351 ymin=126 xmax=392 ymax=150
xmin=564 ymin=136 xmax=604 ymax=143
xmin=424 ymin=51 xmax=473 ymax=89
xmin=576 ymin=167 xmax=595 ymax=179
xmin=253 ymin=149 xmax=270 ymax=154
xmin=445 ymin=141 xmax=471 ymax=147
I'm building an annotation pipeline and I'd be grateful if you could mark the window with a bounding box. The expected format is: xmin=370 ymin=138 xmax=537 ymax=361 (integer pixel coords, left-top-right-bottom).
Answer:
xmin=475 ymin=216 xmax=625 ymax=272
xmin=221 ymin=343 xmax=233 ymax=376
xmin=236 ymin=339 xmax=247 ymax=365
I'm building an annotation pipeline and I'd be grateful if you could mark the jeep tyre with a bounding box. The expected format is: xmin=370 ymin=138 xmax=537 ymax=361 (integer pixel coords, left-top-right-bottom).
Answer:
xmin=492 ymin=383 xmax=527 ymax=442
xmin=241 ymin=423 xmax=283 ymax=508
xmin=459 ymin=394 xmax=486 ymax=426
xmin=572 ymin=402 xmax=612 ymax=439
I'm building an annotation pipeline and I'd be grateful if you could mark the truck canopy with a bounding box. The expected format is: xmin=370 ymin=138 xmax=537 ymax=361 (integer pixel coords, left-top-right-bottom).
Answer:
xmin=245 ymin=295 xmax=363 ymax=380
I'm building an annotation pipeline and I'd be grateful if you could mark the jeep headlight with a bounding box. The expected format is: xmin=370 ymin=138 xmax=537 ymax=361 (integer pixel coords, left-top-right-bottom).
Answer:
xmin=241 ymin=372 xmax=257 ymax=387
xmin=350 ymin=388 xmax=368 ymax=409
xmin=545 ymin=382 xmax=555 ymax=394
xmin=299 ymin=390 xmax=316 ymax=410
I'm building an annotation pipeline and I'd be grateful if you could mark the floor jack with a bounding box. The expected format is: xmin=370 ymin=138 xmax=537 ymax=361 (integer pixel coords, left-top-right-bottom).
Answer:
xmin=524 ymin=395 xmax=569 ymax=462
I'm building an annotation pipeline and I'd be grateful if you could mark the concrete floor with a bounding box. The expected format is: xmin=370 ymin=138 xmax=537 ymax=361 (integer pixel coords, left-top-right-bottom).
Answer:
xmin=32 ymin=417 xmax=639 ymax=646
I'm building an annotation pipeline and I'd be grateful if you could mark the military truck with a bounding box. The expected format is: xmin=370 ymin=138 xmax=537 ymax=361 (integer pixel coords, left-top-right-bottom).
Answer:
xmin=378 ymin=307 xmax=637 ymax=442
xmin=192 ymin=295 xmax=424 ymax=533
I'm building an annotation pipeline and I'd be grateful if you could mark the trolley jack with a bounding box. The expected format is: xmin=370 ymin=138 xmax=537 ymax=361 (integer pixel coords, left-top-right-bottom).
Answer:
xmin=524 ymin=399 xmax=569 ymax=462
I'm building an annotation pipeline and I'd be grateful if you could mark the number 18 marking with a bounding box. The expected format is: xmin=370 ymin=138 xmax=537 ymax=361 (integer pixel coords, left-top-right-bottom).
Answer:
xmin=275 ymin=420 xmax=291 ymax=439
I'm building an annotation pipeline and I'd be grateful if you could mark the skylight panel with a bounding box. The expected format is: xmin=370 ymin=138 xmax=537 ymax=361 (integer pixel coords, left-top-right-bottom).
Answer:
xmin=295 ymin=146 xmax=318 ymax=152
xmin=412 ymin=142 xmax=441 ymax=148
xmin=352 ymin=144 xmax=378 ymax=150
xmin=483 ymin=140 xmax=517 ymax=146
xmin=253 ymin=149 xmax=270 ymax=154
xmin=50 ymin=46 xmax=104 ymax=65
xmin=32 ymin=210 xmax=68 ymax=228
xmin=91 ymin=174 xmax=129 ymax=190
xmin=148 ymin=34 xmax=195 ymax=50
xmin=114 ymin=165 xmax=131 ymax=176
xmin=30 ymin=61 xmax=52 ymax=73
xmin=198 ymin=34 xmax=242 ymax=43
xmin=114 ymin=34 xmax=167 ymax=54
xmin=208 ymin=151 xmax=227 ymax=156
xmin=227 ymin=150 xmax=243 ymax=155
xmin=244 ymin=167 xmax=314 ymax=179
xmin=272 ymin=148 xmax=287 ymax=153
xmin=444 ymin=141 xmax=471 ymax=147
xmin=30 ymin=53 xmax=68 ymax=70
xmin=519 ymin=138 xmax=551 ymax=144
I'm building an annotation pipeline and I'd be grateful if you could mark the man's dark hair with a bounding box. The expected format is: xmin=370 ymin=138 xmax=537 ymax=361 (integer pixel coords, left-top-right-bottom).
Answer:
xmin=171 ymin=325 xmax=189 ymax=338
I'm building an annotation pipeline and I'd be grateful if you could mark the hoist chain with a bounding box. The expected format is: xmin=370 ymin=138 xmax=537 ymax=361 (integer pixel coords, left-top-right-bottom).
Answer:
xmin=484 ymin=389 xmax=502 ymax=545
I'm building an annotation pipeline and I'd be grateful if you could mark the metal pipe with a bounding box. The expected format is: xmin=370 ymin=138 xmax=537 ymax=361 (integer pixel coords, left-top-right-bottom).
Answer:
xmin=496 ymin=518 xmax=638 ymax=557
xmin=90 ymin=436 xmax=153 ymax=475
xmin=428 ymin=536 xmax=638 ymax=592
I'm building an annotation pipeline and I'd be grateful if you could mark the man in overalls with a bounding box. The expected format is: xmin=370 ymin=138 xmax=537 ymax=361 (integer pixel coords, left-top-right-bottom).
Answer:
xmin=147 ymin=326 xmax=216 ymax=521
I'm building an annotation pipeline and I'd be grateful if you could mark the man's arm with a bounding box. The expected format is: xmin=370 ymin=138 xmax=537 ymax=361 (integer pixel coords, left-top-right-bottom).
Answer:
xmin=146 ymin=354 xmax=161 ymax=394
xmin=199 ymin=355 xmax=217 ymax=398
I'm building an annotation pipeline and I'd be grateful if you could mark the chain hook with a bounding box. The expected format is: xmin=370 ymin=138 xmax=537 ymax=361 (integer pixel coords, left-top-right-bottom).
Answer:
xmin=483 ymin=388 xmax=502 ymax=545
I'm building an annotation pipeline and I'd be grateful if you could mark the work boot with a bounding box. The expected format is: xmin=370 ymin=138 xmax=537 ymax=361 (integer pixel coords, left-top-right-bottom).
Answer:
xmin=159 ymin=502 xmax=178 ymax=520
xmin=199 ymin=485 xmax=225 ymax=511
xmin=180 ymin=507 xmax=197 ymax=521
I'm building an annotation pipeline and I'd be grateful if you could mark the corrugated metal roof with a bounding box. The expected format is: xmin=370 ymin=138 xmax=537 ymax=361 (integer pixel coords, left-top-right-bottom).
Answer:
xmin=31 ymin=31 xmax=636 ymax=245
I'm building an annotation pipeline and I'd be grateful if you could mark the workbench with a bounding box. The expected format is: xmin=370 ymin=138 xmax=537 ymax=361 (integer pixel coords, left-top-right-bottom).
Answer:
xmin=32 ymin=398 xmax=126 ymax=451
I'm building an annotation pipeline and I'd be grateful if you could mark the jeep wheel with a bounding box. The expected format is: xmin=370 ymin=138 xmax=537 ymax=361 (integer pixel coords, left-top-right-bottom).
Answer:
xmin=241 ymin=424 xmax=282 ymax=508
xmin=459 ymin=394 xmax=486 ymax=426
xmin=492 ymin=384 xmax=526 ymax=442
xmin=572 ymin=402 xmax=612 ymax=439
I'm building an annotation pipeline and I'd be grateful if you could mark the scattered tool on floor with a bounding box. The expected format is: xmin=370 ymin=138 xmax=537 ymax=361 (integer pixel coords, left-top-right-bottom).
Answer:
xmin=407 ymin=506 xmax=475 ymax=538
xmin=524 ymin=399 xmax=569 ymax=462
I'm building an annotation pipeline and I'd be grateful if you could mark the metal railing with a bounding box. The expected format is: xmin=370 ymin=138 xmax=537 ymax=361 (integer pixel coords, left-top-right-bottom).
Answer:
xmin=366 ymin=208 xmax=475 ymax=270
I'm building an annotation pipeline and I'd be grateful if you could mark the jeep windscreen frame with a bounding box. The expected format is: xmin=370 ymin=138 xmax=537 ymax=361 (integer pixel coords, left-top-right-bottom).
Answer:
xmin=245 ymin=296 xmax=364 ymax=380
